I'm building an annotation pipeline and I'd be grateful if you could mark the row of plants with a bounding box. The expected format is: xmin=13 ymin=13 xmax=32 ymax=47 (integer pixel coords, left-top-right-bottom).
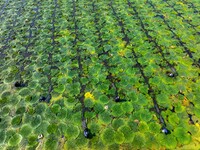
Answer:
xmin=126 ymin=0 xmax=198 ymax=77
xmin=112 ymin=0 xmax=172 ymax=126
xmin=108 ymin=1 xmax=186 ymax=148
xmin=163 ymin=0 xmax=199 ymax=32
xmin=55 ymin=0 xmax=157 ymax=149
xmin=126 ymin=0 xmax=198 ymax=148
xmin=170 ymin=0 xmax=200 ymax=15
xmin=148 ymin=0 xmax=200 ymax=60
xmin=0 ymin=0 xmax=26 ymax=60
xmin=0 ymin=0 xmax=64 ymax=149
xmin=132 ymin=0 xmax=199 ymax=65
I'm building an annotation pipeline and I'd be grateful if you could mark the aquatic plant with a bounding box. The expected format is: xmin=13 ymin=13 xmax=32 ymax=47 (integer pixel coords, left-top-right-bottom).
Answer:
xmin=0 ymin=0 xmax=200 ymax=149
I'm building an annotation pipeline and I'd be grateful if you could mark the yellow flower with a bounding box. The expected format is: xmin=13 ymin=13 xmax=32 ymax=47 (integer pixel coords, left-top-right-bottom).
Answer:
xmin=195 ymin=123 xmax=199 ymax=128
xmin=84 ymin=92 xmax=95 ymax=100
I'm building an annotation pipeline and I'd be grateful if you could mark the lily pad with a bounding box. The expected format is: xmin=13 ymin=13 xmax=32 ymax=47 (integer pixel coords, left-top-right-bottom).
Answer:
xmin=75 ymin=133 xmax=89 ymax=147
xmin=121 ymin=102 xmax=133 ymax=113
xmin=118 ymin=125 xmax=133 ymax=143
xmin=19 ymin=88 xmax=31 ymax=96
xmin=114 ymin=131 xmax=125 ymax=144
xmin=65 ymin=124 xmax=80 ymax=140
xmin=112 ymin=118 xmax=125 ymax=129
xmin=51 ymin=104 xmax=61 ymax=114
xmin=99 ymin=111 xmax=112 ymax=125
xmin=11 ymin=115 xmax=22 ymax=126
xmin=31 ymin=115 xmax=42 ymax=128
xmin=101 ymin=128 xmax=115 ymax=146
xmin=47 ymin=124 xmax=58 ymax=134
xmin=99 ymin=95 xmax=109 ymax=104
xmin=161 ymin=134 xmax=177 ymax=149
xmin=54 ymin=84 xmax=65 ymax=94
xmin=45 ymin=135 xmax=58 ymax=150
xmin=111 ymin=104 xmax=124 ymax=117
xmin=20 ymin=124 xmax=32 ymax=137
xmin=132 ymin=132 xmax=145 ymax=149
xmin=174 ymin=127 xmax=191 ymax=145
xmin=8 ymin=133 xmax=22 ymax=146
xmin=138 ymin=121 xmax=149 ymax=132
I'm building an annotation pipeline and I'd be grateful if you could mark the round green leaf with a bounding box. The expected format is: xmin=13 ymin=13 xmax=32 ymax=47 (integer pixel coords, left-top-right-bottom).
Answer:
xmin=112 ymin=118 xmax=125 ymax=129
xmin=161 ymin=134 xmax=177 ymax=149
xmin=121 ymin=102 xmax=133 ymax=113
xmin=31 ymin=115 xmax=42 ymax=128
xmin=19 ymin=88 xmax=30 ymax=96
xmin=101 ymin=128 xmax=115 ymax=146
xmin=174 ymin=127 xmax=191 ymax=145
xmin=111 ymin=104 xmax=124 ymax=117
xmin=168 ymin=113 xmax=180 ymax=126
xmin=84 ymin=98 xmax=94 ymax=108
xmin=20 ymin=124 xmax=32 ymax=137
xmin=47 ymin=124 xmax=58 ymax=134
xmin=45 ymin=135 xmax=58 ymax=150
xmin=149 ymin=122 xmax=161 ymax=133
xmin=54 ymin=84 xmax=65 ymax=94
xmin=94 ymin=102 xmax=104 ymax=113
xmin=127 ymin=91 xmax=137 ymax=102
xmin=35 ymin=103 xmax=47 ymax=114
xmin=118 ymin=125 xmax=133 ymax=143
xmin=145 ymin=132 xmax=159 ymax=149
xmin=88 ymin=122 xmax=100 ymax=134
xmin=138 ymin=121 xmax=149 ymax=132
xmin=108 ymin=144 xmax=120 ymax=150
xmin=8 ymin=133 xmax=22 ymax=146
xmin=75 ymin=134 xmax=89 ymax=148
xmin=132 ymin=132 xmax=145 ymax=149
xmin=35 ymin=121 xmax=50 ymax=135
xmin=99 ymin=111 xmax=112 ymax=125
xmin=99 ymin=95 xmax=109 ymax=104
xmin=140 ymin=109 xmax=153 ymax=122
xmin=11 ymin=115 xmax=22 ymax=126
xmin=28 ymin=135 xmax=38 ymax=146
xmin=57 ymin=108 xmax=67 ymax=119
xmin=16 ymin=106 xmax=26 ymax=114
xmin=114 ymin=131 xmax=125 ymax=144
xmin=157 ymin=93 xmax=171 ymax=107
xmin=2 ymin=106 xmax=10 ymax=116
xmin=51 ymin=104 xmax=61 ymax=114
xmin=65 ymin=124 xmax=80 ymax=139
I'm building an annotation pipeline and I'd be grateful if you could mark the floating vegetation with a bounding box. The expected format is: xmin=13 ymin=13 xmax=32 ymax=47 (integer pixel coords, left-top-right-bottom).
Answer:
xmin=0 ymin=0 xmax=200 ymax=149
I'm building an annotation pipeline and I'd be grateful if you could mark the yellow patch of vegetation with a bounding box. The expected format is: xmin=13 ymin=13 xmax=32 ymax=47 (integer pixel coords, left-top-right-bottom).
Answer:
xmin=117 ymin=49 xmax=126 ymax=56
xmin=59 ymin=29 xmax=70 ymax=37
xmin=51 ymin=94 xmax=63 ymax=103
xmin=84 ymin=92 xmax=95 ymax=100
